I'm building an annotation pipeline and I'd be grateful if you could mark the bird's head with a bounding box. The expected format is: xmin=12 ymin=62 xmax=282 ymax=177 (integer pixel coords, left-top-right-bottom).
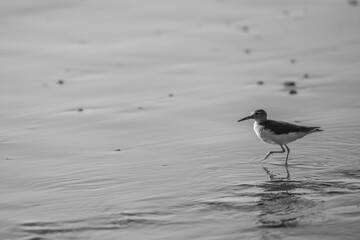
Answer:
xmin=238 ymin=109 xmax=267 ymax=123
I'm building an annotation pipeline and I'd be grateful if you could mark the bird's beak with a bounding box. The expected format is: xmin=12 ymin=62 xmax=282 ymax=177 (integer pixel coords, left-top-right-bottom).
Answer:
xmin=237 ymin=115 xmax=253 ymax=122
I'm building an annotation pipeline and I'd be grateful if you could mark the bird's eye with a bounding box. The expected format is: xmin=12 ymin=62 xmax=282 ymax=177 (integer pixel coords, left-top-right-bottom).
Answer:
xmin=255 ymin=112 xmax=258 ymax=115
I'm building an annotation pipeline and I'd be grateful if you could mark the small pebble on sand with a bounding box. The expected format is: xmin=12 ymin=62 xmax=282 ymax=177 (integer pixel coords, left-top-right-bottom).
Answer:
xmin=245 ymin=49 xmax=251 ymax=55
xmin=115 ymin=149 xmax=121 ymax=152
xmin=284 ymin=81 xmax=296 ymax=87
xmin=58 ymin=80 xmax=64 ymax=85
xmin=257 ymin=81 xmax=264 ymax=85
xmin=290 ymin=59 xmax=296 ymax=64
xmin=289 ymin=89 xmax=297 ymax=95
xmin=303 ymin=73 xmax=309 ymax=78
xmin=169 ymin=93 xmax=174 ymax=97
xmin=78 ymin=108 xmax=83 ymax=112
xmin=348 ymin=0 xmax=358 ymax=6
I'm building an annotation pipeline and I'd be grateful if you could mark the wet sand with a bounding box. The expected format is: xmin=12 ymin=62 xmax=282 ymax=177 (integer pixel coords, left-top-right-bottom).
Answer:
xmin=1 ymin=1 xmax=360 ymax=239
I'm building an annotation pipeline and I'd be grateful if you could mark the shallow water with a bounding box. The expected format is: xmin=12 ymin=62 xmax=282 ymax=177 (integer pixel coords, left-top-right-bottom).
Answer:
xmin=1 ymin=1 xmax=360 ymax=240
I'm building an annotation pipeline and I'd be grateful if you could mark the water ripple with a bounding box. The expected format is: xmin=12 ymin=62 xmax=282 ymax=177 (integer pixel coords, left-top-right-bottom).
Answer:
xmin=19 ymin=210 xmax=176 ymax=237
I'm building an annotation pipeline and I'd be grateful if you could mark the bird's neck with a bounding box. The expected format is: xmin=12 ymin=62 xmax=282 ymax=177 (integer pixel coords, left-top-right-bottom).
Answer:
xmin=255 ymin=119 xmax=267 ymax=125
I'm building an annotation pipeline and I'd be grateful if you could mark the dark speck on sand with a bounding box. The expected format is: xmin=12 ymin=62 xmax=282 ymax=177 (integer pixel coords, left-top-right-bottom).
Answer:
xmin=241 ymin=26 xmax=249 ymax=32
xmin=284 ymin=81 xmax=296 ymax=87
xmin=289 ymin=89 xmax=297 ymax=95
xmin=245 ymin=49 xmax=251 ymax=55
xmin=348 ymin=0 xmax=358 ymax=6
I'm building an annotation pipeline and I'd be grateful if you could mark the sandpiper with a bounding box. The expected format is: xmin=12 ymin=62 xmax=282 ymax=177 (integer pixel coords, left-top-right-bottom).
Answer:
xmin=238 ymin=109 xmax=323 ymax=165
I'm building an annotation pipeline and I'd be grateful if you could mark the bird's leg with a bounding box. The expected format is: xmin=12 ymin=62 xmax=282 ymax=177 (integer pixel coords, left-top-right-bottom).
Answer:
xmin=284 ymin=164 xmax=290 ymax=179
xmin=261 ymin=145 xmax=285 ymax=161
xmin=284 ymin=144 xmax=290 ymax=165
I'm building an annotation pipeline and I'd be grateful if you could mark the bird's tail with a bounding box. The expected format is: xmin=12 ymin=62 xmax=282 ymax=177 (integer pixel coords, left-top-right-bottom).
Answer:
xmin=312 ymin=127 xmax=323 ymax=133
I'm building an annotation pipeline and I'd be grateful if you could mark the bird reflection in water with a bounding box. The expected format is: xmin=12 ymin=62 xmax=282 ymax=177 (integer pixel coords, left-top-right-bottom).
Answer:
xmin=257 ymin=165 xmax=317 ymax=228
xmin=262 ymin=165 xmax=290 ymax=181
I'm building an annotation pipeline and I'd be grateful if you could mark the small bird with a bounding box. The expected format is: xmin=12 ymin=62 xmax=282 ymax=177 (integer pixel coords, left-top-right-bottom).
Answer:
xmin=238 ymin=109 xmax=322 ymax=165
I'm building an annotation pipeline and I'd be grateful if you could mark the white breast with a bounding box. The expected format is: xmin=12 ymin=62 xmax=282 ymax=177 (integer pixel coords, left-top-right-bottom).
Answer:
xmin=253 ymin=122 xmax=277 ymax=144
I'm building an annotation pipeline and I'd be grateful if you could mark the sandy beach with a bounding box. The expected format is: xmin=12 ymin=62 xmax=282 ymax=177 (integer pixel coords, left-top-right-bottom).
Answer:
xmin=1 ymin=1 xmax=360 ymax=239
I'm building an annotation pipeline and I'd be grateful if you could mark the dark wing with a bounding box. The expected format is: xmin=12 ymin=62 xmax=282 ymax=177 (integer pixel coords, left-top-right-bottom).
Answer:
xmin=264 ymin=119 xmax=321 ymax=135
